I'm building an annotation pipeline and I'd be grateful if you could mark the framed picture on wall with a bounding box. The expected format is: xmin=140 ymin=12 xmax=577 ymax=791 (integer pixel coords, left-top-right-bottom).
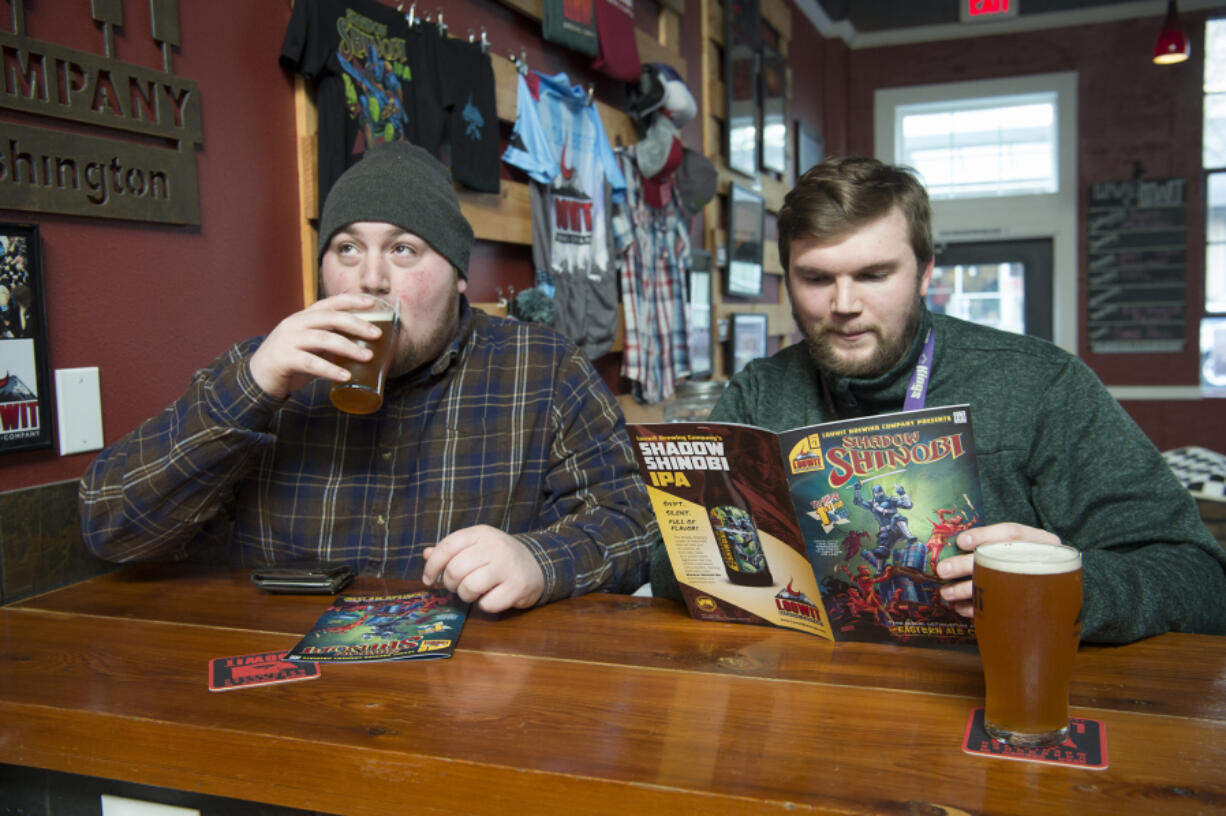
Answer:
xmin=0 ymin=223 xmax=53 ymax=453
xmin=730 ymin=312 xmax=768 ymax=374
xmin=760 ymin=44 xmax=788 ymax=175
xmin=688 ymin=251 xmax=713 ymax=378
xmin=724 ymin=0 xmax=761 ymax=178
xmin=726 ymin=183 xmax=765 ymax=297
xmin=797 ymin=122 xmax=823 ymax=178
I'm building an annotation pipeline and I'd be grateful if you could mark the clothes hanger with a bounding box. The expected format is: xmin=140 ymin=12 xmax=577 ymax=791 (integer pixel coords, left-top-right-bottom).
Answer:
xmin=509 ymin=47 xmax=529 ymax=75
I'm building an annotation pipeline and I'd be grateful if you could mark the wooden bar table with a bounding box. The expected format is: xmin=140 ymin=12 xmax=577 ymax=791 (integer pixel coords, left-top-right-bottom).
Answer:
xmin=2 ymin=564 xmax=1224 ymax=814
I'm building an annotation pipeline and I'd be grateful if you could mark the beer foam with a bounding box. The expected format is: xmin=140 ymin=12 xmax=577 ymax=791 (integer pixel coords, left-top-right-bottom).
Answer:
xmin=353 ymin=310 xmax=395 ymax=322
xmin=973 ymin=541 xmax=1081 ymax=575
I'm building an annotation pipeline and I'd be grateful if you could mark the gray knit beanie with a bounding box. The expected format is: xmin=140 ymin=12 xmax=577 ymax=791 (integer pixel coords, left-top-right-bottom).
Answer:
xmin=316 ymin=141 xmax=474 ymax=277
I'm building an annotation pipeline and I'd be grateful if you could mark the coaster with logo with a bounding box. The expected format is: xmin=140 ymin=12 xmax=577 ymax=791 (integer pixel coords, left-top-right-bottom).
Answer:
xmin=209 ymin=650 xmax=320 ymax=692
xmin=962 ymin=708 xmax=1108 ymax=769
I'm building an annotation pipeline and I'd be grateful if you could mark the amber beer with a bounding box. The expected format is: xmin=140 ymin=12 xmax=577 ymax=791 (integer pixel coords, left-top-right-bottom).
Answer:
xmin=329 ymin=300 xmax=399 ymax=415
xmin=973 ymin=540 xmax=1083 ymax=747
xmin=704 ymin=469 xmax=774 ymax=587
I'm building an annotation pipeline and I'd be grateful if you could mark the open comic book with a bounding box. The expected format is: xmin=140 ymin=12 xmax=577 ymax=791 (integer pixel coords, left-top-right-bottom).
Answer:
xmin=286 ymin=590 xmax=468 ymax=662
xmin=629 ymin=405 xmax=984 ymax=648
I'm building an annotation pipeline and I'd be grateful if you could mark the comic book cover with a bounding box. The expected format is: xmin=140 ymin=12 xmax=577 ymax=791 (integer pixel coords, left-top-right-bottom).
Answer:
xmin=286 ymin=589 xmax=469 ymax=662
xmin=629 ymin=404 xmax=983 ymax=648
xmin=779 ymin=405 xmax=982 ymax=647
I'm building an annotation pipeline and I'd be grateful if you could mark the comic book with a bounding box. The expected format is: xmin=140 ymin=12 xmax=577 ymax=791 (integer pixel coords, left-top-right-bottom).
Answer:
xmin=286 ymin=589 xmax=469 ymax=662
xmin=629 ymin=404 xmax=984 ymax=648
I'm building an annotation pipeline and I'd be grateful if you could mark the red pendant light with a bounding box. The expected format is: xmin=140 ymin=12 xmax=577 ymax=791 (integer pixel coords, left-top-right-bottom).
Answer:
xmin=1153 ymin=0 xmax=1191 ymax=65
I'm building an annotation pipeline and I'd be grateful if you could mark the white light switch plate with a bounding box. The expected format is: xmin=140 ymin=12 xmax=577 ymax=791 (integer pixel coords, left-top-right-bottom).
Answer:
xmin=55 ymin=367 xmax=104 ymax=455
xmin=100 ymin=795 xmax=200 ymax=816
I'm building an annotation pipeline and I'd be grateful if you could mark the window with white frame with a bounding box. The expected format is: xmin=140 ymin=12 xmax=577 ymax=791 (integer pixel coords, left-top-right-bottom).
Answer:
xmin=895 ymin=92 xmax=1058 ymax=199
xmin=1203 ymin=19 xmax=1226 ymax=392
xmin=875 ymin=73 xmax=1077 ymax=354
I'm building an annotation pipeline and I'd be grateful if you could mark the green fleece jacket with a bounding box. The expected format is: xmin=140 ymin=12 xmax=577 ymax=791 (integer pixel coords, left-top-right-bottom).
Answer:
xmin=651 ymin=307 xmax=1226 ymax=643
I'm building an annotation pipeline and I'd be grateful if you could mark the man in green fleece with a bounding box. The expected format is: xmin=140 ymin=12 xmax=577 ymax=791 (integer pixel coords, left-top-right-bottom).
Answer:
xmin=652 ymin=156 xmax=1226 ymax=643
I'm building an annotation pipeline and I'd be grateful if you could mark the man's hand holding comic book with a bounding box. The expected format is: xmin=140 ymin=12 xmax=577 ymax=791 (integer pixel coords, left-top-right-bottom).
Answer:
xmin=936 ymin=522 xmax=1065 ymax=617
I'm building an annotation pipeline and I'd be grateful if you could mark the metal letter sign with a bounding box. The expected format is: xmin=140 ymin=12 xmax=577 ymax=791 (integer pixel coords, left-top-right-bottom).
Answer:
xmin=0 ymin=0 xmax=202 ymax=225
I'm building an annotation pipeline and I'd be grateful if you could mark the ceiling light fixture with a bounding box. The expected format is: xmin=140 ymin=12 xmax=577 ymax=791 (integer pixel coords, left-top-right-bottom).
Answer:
xmin=1153 ymin=0 xmax=1191 ymax=65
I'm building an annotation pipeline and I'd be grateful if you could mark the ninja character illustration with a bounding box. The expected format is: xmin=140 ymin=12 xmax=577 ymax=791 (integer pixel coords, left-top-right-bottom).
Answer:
xmin=840 ymin=529 xmax=871 ymax=562
xmin=854 ymin=480 xmax=927 ymax=604
xmin=853 ymin=481 xmax=920 ymax=571
xmin=925 ymin=506 xmax=979 ymax=573
xmin=837 ymin=563 xmax=894 ymax=623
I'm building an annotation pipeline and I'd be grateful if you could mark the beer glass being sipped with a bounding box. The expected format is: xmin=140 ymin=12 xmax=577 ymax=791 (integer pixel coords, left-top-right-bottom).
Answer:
xmin=329 ymin=296 xmax=400 ymax=415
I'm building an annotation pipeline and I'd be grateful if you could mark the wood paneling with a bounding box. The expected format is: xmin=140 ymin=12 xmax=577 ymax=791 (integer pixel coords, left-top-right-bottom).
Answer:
xmin=4 ymin=566 xmax=1226 ymax=816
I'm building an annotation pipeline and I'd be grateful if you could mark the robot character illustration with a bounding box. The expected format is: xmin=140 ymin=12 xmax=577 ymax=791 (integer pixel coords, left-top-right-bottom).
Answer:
xmin=853 ymin=481 xmax=919 ymax=568
xmin=339 ymin=44 xmax=407 ymax=152
xmin=711 ymin=505 xmax=767 ymax=572
xmin=853 ymin=479 xmax=927 ymax=604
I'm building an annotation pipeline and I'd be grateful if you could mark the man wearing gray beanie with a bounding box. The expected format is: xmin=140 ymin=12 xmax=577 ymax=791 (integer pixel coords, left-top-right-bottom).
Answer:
xmin=80 ymin=141 xmax=657 ymax=614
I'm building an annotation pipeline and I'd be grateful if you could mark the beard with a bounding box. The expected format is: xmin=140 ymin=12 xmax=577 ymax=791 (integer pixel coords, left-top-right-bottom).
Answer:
xmin=797 ymin=292 xmax=924 ymax=379
xmin=388 ymin=285 xmax=461 ymax=377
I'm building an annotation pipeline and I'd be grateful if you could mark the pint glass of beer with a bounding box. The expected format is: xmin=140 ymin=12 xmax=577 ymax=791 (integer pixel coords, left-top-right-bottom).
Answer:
xmin=973 ymin=540 xmax=1083 ymax=747
xmin=328 ymin=297 xmax=400 ymax=415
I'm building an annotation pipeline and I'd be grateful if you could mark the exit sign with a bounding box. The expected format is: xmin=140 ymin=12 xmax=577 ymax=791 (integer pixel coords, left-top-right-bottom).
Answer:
xmin=961 ymin=0 xmax=1018 ymax=23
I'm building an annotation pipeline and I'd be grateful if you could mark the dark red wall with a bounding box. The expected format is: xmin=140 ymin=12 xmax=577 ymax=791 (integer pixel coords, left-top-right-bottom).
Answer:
xmin=0 ymin=0 xmax=704 ymax=493
xmin=1 ymin=2 xmax=303 ymax=492
xmin=6 ymin=3 xmax=1216 ymax=496
xmin=837 ymin=13 xmax=1225 ymax=453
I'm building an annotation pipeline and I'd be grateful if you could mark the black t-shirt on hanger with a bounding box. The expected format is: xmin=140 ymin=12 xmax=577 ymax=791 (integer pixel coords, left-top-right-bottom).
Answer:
xmin=407 ymin=21 xmax=448 ymax=156
xmin=281 ymin=0 xmax=421 ymax=213
xmin=440 ymin=38 xmax=500 ymax=193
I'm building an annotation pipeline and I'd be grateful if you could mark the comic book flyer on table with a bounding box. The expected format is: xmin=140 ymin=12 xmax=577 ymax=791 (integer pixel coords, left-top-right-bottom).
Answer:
xmin=629 ymin=404 xmax=984 ymax=648
xmin=286 ymin=589 xmax=469 ymax=662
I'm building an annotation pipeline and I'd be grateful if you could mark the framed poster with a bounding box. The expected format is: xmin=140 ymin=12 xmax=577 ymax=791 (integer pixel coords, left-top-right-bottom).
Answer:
xmin=760 ymin=45 xmax=788 ymax=175
xmin=797 ymin=122 xmax=823 ymax=178
xmin=724 ymin=0 xmax=761 ymax=178
xmin=726 ymin=183 xmax=765 ymax=297
xmin=730 ymin=312 xmax=768 ymax=374
xmin=688 ymin=251 xmax=713 ymax=378
xmin=0 ymin=223 xmax=53 ymax=452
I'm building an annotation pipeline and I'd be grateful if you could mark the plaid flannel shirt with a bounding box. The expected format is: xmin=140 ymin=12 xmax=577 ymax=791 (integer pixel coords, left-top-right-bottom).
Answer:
xmin=79 ymin=300 xmax=656 ymax=603
xmin=612 ymin=148 xmax=691 ymax=404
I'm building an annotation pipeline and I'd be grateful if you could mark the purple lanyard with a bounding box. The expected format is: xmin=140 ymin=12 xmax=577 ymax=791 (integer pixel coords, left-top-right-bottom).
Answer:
xmin=903 ymin=328 xmax=935 ymax=412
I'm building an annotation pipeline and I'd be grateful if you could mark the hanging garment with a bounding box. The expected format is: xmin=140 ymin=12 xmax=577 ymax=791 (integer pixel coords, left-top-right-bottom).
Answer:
xmin=281 ymin=0 xmax=436 ymax=211
xmin=592 ymin=0 xmax=641 ymax=82
xmin=612 ymin=148 xmax=691 ymax=403
xmin=503 ymin=72 xmax=627 ymax=359
xmin=441 ymin=38 xmax=500 ymax=193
